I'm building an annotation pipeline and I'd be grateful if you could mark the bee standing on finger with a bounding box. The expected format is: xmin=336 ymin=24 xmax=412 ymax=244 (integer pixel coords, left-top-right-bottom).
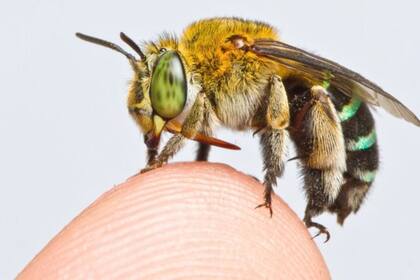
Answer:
xmin=76 ymin=17 xmax=419 ymax=241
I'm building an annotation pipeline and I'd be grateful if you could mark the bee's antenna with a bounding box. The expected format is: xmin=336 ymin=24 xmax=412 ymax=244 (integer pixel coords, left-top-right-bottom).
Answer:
xmin=120 ymin=32 xmax=147 ymax=62
xmin=75 ymin=32 xmax=138 ymax=68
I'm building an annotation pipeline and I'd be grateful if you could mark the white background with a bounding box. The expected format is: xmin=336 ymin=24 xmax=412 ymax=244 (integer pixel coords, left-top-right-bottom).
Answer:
xmin=1 ymin=0 xmax=419 ymax=279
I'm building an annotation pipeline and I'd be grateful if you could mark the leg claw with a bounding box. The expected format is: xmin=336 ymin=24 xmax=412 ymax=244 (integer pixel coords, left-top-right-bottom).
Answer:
xmin=255 ymin=201 xmax=273 ymax=217
xmin=305 ymin=220 xmax=330 ymax=243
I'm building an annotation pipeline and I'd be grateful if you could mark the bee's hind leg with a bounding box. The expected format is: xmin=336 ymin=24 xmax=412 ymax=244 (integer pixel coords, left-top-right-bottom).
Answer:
xmin=256 ymin=75 xmax=290 ymax=216
xmin=288 ymin=85 xmax=347 ymax=242
xmin=304 ymin=214 xmax=331 ymax=242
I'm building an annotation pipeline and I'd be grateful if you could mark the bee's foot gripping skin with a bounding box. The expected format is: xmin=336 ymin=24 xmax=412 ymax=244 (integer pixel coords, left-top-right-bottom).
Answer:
xmin=304 ymin=218 xmax=330 ymax=243
xmin=140 ymin=161 xmax=165 ymax=174
xmin=255 ymin=192 xmax=273 ymax=217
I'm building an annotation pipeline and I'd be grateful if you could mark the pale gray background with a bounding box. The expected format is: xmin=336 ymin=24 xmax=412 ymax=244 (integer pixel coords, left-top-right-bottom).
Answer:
xmin=1 ymin=0 xmax=419 ymax=279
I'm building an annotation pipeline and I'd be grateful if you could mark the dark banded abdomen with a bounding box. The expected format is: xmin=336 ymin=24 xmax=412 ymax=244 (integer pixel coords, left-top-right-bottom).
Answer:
xmin=329 ymin=87 xmax=380 ymax=224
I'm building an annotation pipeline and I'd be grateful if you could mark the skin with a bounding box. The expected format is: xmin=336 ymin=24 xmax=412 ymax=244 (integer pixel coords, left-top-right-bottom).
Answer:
xmin=18 ymin=162 xmax=330 ymax=279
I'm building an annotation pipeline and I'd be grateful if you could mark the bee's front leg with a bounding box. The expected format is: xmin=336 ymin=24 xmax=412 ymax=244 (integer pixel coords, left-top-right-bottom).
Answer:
xmin=144 ymin=134 xmax=159 ymax=165
xmin=141 ymin=94 xmax=207 ymax=173
xmin=256 ymin=75 xmax=290 ymax=216
xmin=128 ymin=101 xmax=158 ymax=165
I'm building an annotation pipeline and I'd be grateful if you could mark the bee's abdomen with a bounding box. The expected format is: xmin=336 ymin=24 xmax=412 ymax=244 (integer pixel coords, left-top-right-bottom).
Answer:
xmin=329 ymin=89 xmax=380 ymax=224
xmin=331 ymin=90 xmax=379 ymax=183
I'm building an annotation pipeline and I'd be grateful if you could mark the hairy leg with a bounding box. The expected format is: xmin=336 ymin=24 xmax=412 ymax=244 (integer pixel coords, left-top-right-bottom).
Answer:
xmin=256 ymin=75 xmax=289 ymax=216
xmin=288 ymin=85 xmax=346 ymax=241
xmin=257 ymin=128 xmax=287 ymax=216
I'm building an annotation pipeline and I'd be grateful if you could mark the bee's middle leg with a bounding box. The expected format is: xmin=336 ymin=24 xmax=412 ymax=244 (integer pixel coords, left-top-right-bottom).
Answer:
xmin=257 ymin=129 xmax=287 ymax=216
xmin=256 ymin=75 xmax=289 ymax=216
xmin=196 ymin=143 xmax=211 ymax=161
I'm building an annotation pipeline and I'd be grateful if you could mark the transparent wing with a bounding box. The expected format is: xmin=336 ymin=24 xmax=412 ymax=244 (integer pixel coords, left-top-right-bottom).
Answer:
xmin=250 ymin=39 xmax=420 ymax=126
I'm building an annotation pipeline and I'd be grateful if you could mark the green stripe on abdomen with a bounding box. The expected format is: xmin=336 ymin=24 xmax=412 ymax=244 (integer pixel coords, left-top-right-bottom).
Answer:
xmin=339 ymin=97 xmax=362 ymax=122
xmin=347 ymin=130 xmax=377 ymax=151
xmin=354 ymin=169 xmax=377 ymax=183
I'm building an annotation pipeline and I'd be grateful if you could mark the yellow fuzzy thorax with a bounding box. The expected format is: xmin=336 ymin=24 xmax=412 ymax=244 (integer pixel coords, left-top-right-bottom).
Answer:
xmin=183 ymin=19 xmax=278 ymax=79
xmin=182 ymin=18 xmax=285 ymax=91
xmin=179 ymin=17 xmax=279 ymax=62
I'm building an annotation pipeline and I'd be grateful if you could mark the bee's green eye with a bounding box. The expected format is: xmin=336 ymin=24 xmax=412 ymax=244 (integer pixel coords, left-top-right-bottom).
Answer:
xmin=150 ymin=51 xmax=187 ymax=119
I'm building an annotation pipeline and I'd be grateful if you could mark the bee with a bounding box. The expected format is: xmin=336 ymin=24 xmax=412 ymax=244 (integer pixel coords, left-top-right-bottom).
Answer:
xmin=76 ymin=17 xmax=419 ymax=241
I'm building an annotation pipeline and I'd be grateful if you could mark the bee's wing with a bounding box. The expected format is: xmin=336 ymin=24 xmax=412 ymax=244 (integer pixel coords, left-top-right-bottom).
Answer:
xmin=251 ymin=39 xmax=420 ymax=126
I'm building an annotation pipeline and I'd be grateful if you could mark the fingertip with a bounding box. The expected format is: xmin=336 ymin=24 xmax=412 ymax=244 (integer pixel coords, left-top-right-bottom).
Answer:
xmin=19 ymin=162 xmax=330 ymax=279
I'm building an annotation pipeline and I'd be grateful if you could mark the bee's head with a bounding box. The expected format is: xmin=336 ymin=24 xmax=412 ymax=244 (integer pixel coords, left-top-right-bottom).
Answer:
xmin=76 ymin=32 xmax=189 ymax=150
